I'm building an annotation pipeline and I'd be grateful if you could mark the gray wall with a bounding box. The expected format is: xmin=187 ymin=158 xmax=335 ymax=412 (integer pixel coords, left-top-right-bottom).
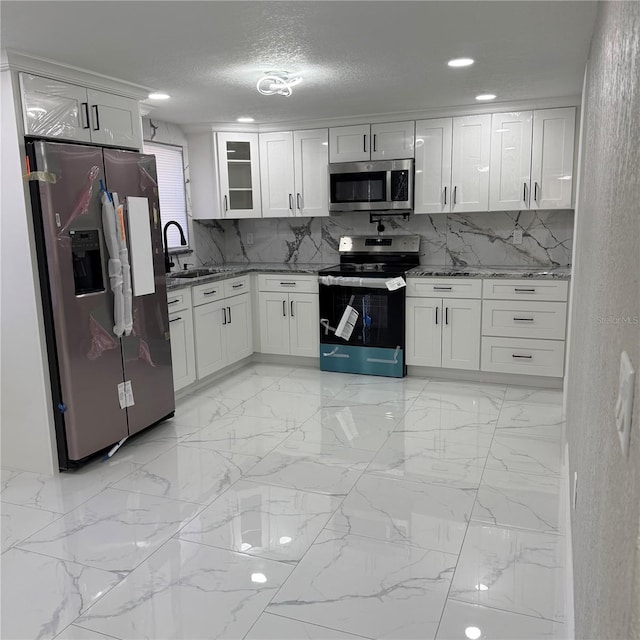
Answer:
xmin=566 ymin=3 xmax=640 ymax=638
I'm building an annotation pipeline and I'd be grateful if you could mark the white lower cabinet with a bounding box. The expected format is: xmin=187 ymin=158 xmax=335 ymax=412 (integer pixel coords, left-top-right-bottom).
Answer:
xmin=258 ymin=290 xmax=319 ymax=358
xmin=225 ymin=294 xmax=253 ymax=362
xmin=169 ymin=306 xmax=196 ymax=391
xmin=406 ymin=294 xmax=481 ymax=371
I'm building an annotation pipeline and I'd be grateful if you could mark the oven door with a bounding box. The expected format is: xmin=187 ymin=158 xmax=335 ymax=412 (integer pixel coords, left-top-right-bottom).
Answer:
xmin=318 ymin=276 xmax=406 ymax=377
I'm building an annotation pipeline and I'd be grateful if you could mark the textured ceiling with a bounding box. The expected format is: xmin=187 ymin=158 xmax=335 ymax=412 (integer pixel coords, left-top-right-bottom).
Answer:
xmin=1 ymin=1 xmax=597 ymax=126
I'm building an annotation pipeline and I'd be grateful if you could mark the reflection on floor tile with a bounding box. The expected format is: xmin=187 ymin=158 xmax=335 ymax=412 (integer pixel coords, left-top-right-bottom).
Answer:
xmin=1 ymin=365 xmax=567 ymax=640
xmin=178 ymin=480 xmax=341 ymax=562
xmin=449 ymin=524 xmax=564 ymax=622
xmin=327 ymin=473 xmax=474 ymax=554
xmin=436 ymin=599 xmax=565 ymax=639
xmin=77 ymin=539 xmax=292 ymax=640
xmin=268 ymin=530 xmax=456 ymax=639
xmin=18 ymin=488 xmax=201 ymax=571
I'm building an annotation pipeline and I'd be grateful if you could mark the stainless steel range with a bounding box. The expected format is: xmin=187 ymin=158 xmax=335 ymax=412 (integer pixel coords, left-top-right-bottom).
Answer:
xmin=318 ymin=235 xmax=420 ymax=378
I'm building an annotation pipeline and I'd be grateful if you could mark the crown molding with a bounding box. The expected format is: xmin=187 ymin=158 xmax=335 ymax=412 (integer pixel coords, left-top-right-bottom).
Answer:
xmin=2 ymin=50 xmax=153 ymax=100
xmin=181 ymin=95 xmax=581 ymax=135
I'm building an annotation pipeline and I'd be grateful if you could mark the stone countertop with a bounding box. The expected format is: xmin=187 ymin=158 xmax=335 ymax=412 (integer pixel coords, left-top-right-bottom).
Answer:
xmin=167 ymin=262 xmax=571 ymax=290
xmin=166 ymin=262 xmax=336 ymax=290
xmin=406 ymin=265 xmax=572 ymax=279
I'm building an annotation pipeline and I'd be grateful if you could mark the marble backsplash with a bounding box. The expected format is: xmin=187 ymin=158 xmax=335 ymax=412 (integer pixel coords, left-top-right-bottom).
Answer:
xmin=192 ymin=209 xmax=574 ymax=268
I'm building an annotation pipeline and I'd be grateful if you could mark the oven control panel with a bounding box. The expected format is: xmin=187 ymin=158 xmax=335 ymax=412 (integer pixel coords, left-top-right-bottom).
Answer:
xmin=338 ymin=235 xmax=420 ymax=254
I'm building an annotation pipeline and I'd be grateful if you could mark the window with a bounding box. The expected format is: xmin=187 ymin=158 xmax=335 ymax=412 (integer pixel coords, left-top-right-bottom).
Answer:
xmin=143 ymin=141 xmax=189 ymax=249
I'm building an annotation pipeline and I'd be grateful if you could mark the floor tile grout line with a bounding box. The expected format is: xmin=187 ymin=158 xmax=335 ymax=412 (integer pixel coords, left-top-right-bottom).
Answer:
xmin=53 ymin=621 xmax=120 ymax=640
xmin=432 ymin=382 xmax=508 ymax=639
xmin=446 ymin=595 xmax=565 ymax=625
xmin=250 ymin=610 xmax=376 ymax=640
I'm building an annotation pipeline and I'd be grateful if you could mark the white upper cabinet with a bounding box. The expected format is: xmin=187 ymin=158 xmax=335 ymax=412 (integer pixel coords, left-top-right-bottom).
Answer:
xmin=370 ymin=121 xmax=415 ymax=160
xmin=451 ymin=114 xmax=491 ymax=213
xmin=293 ymin=129 xmax=329 ymax=217
xmin=260 ymin=129 xmax=329 ymax=218
xmin=216 ymin=132 xmax=262 ymax=218
xmin=489 ymin=111 xmax=533 ymax=211
xmin=530 ymin=107 xmax=576 ymax=210
xmin=85 ymin=89 xmax=143 ymax=149
xmin=260 ymin=131 xmax=296 ymax=218
xmin=329 ymin=124 xmax=370 ymax=163
xmin=414 ymin=118 xmax=453 ymax=214
xmin=19 ymin=73 xmax=142 ymax=149
xmin=329 ymin=122 xmax=415 ymax=163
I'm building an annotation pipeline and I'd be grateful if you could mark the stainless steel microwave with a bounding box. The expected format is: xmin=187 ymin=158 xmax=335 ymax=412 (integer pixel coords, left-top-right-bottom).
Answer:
xmin=329 ymin=159 xmax=414 ymax=212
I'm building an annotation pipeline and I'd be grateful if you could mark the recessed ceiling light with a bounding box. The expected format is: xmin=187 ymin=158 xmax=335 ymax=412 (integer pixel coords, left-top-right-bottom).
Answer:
xmin=448 ymin=57 xmax=474 ymax=68
xmin=236 ymin=116 xmax=255 ymax=123
xmin=475 ymin=94 xmax=497 ymax=101
xmin=148 ymin=92 xmax=170 ymax=100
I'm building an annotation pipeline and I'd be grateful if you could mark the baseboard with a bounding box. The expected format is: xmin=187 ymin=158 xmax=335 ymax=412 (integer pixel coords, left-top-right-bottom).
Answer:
xmin=563 ymin=441 xmax=575 ymax=639
xmin=406 ymin=365 xmax=564 ymax=389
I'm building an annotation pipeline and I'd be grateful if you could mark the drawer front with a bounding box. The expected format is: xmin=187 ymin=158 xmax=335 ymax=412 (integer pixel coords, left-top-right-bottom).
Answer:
xmin=482 ymin=300 xmax=567 ymax=340
xmin=481 ymin=337 xmax=565 ymax=378
xmin=192 ymin=281 xmax=225 ymax=306
xmin=258 ymin=273 xmax=318 ymax=293
xmin=406 ymin=277 xmax=482 ymax=299
xmin=482 ymin=279 xmax=568 ymax=301
xmin=166 ymin=288 xmax=192 ymax=313
xmin=224 ymin=275 xmax=251 ymax=298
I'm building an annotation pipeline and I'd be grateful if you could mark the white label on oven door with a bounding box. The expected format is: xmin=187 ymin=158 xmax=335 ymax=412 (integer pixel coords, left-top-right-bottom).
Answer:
xmin=385 ymin=277 xmax=406 ymax=291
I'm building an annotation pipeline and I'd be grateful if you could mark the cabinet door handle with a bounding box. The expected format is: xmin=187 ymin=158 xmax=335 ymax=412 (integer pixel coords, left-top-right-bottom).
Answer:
xmin=523 ymin=182 xmax=528 ymax=204
xmin=363 ymin=134 xmax=367 ymax=153
xmin=453 ymin=186 xmax=457 ymax=204
xmin=433 ymin=286 xmax=452 ymax=291
xmin=514 ymin=287 xmax=536 ymax=293
xmin=168 ymin=298 xmax=180 ymax=305
xmin=290 ymin=300 xmax=294 ymax=317
xmin=227 ymin=306 xmax=231 ymax=323
xmin=169 ymin=316 xmax=182 ymax=323
xmin=513 ymin=317 xmax=535 ymax=322
xmin=224 ymin=195 xmax=228 ymax=212
xmin=289 ymin=194 xmax=293 ymax=211
xmin=373 ymin=134 xmax=377 ymax=152
xmin=91 ymin=105 xmax=100 ymax=131
xmin=443 ymin=186 xmax=447 ymax=205
xmin=283 ymin=300 xmax=287 ymax=317
xmin=534 ymin=181 xmax=539 ymax=203
xmin=435 ymin=306 xmax=439 ymax=325
xmin=296 ymin=193 xmax=302 ymax=210
xmin=445 ymin=307 xmax=449 ymax=325
xmin=222 ymin=308 xmax=227 ymax=325
xmin=81 ymin=102 xmax=90 ymax=129
xmin=512 ymin=354 xmax=533 ymax=359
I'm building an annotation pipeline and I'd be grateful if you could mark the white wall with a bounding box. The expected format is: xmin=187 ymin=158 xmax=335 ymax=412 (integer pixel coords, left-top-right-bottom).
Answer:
xmin=0 ymin=68 xmax=57 ymax=474
xmin=566 ymin=3 xmax=640 ymax=638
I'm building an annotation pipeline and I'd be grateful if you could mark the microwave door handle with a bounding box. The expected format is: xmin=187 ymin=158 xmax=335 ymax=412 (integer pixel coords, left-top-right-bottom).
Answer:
xmin=386 ymin=169 xmax=392 ymax=204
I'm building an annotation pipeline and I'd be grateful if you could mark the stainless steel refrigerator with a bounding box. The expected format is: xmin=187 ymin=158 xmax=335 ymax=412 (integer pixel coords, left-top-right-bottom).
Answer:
xmin=26 ymin=140 xmax=175 ymax=469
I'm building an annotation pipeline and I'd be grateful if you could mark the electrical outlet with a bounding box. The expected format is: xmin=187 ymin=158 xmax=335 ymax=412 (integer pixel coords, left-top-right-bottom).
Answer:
xmin=246 ymin=233 xmax=254 ymax=246
xmin=513 ymin=229 xmax=523 ymax=244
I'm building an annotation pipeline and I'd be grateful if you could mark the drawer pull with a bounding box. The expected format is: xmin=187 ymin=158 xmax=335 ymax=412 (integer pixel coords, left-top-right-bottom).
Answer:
xmin=512 ymin=354 xmax=533 ymax=359
xmin=169 ymin=316 xmax=182 ymax=323
xmin=168 ymin=299 xmax=180 ymax=305
xmin=513 ymin=317 xmax=535 ymax=322
xmin=232 ymin=283 xmax=244 ymax=289
xmin=280 ymin=281 xmax=297 ymax=286
xmin=514 ymin=288 xmax=536 ymax=293
xmin=433 ymin=286 xmax=452 ymax=291
xmin=203 ymin=290 xmax=217 ymax=296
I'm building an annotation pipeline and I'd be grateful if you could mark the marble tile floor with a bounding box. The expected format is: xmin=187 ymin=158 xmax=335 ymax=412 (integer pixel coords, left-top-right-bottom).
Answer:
xmin=1 ymin=364 xmax=568 ymax=640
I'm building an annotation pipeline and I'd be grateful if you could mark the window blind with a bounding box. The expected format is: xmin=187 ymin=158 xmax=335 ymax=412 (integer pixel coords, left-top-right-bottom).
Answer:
xmin=143 ymin=141 xmax=189 ymax=249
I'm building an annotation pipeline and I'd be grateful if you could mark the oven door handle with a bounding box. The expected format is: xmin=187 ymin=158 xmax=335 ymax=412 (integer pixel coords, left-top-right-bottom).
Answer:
xmin=319 ymin=275 xmax=399 ymax=289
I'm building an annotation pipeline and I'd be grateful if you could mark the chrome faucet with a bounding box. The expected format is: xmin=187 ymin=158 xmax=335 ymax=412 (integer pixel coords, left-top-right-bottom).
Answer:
xmin=162 ymin=221 xmax=187 ymax=273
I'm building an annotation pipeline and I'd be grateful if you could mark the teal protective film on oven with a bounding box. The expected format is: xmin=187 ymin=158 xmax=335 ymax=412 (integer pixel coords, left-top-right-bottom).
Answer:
xmin=320 ymin=344 xmax=404 ymax=378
